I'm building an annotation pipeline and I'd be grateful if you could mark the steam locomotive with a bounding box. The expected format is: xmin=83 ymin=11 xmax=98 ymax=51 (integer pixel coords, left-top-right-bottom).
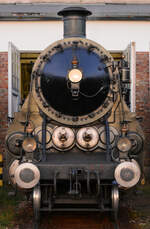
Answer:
xmin=6 ymin=6 xmax=144 ymax=224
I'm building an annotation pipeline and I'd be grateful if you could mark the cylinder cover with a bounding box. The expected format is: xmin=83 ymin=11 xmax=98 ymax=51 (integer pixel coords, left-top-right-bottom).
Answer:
xmin=34 ymin=126 xmax=52 ymax=149
xmin=6 ymin=132 xmax=24 ymax=156
xmin=52 ymin=126 xmax=75 ymax=150
xmin=99 ymin=126 xmax=119 ymax=149
xmin=76 ymin=127 xmax=99 ymax=150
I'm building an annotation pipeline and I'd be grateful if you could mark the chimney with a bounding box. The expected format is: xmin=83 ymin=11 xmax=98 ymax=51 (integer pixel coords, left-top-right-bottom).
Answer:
xmin=58 ymin=7 xmax=92 ymax=38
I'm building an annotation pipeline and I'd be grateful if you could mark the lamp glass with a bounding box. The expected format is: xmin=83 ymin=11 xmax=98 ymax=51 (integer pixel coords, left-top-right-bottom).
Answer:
xmin=68 ymin=69 xmax=82 ymax=83
xmin=117 ymin=137 xmax=132 ymax=152
xmin=22 ymin=137 xmax=37 ymax=153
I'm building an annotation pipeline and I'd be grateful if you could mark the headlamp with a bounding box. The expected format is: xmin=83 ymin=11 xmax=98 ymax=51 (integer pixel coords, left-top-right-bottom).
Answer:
xmin=68 ymin=69 xmax=82 ymax=83
xmin=117 ymin=137 xmax=132 ymax=152
xmin=22 ymin=137 xmax=37 ymax=153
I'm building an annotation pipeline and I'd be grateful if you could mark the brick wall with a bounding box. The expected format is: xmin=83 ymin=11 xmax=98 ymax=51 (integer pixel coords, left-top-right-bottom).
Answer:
xmin=136 ymin=52 xmax=150 ymax=174
xmin=0 ymin=51 xmax=150 ymax=175
xmin=0 ymin=53 xmax=8 ymax=156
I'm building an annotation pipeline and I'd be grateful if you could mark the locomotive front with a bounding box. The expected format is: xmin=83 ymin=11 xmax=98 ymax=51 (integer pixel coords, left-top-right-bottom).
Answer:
xmin=6 ymin=7 xmax=144 ymax=222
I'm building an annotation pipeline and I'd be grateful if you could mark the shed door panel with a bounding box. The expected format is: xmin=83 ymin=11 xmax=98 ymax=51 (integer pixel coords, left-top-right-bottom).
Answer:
xmin=8 ymin=42 xmax=20 ymax=119
xmin=123 ymin=42 xmax=136 ymax=112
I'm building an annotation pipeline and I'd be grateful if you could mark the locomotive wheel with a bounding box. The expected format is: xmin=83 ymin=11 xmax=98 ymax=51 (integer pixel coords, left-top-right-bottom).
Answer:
xmin=111 ymin=185 xmax=119 ymax=220
xmin=33 ymin=185 xmax=41 ymax=229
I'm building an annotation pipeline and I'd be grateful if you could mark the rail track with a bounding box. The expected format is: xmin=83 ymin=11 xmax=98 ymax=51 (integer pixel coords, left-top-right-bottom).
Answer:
xmin=14 ymin=200 xmax=139 ymax=229
xmin=36 ymin=209 xmax=138 ymax=229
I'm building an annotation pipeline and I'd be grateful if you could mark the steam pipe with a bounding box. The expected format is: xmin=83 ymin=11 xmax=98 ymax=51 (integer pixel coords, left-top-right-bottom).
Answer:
xmin=42 ymin=114 xmax=47 ymax=162
xmin=105 ymin=119 xmax=111 ymax=161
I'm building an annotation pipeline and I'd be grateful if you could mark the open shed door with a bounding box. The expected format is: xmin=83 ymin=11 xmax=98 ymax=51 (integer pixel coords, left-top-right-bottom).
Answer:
xmin=123 ymin=42 xmax=136 ymax=112
xmin=8 ymin=42 xmax=20 ymax=120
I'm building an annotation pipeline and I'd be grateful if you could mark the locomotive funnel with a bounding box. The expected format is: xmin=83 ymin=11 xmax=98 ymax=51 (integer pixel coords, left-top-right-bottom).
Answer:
xmin=58 ymin=7 xmax=91 ymax=38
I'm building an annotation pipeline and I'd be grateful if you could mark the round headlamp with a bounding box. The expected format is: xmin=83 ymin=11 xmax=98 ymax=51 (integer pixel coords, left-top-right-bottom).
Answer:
xmin=117 ymin=137 xmax=132 ymax=152
xmin=68 ymin=69 xmax=82 ymax=83
xmin=22 ymin=137 xmax=37 ymax=153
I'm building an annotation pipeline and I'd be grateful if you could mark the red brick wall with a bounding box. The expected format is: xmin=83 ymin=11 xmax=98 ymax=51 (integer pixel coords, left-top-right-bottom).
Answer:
xmin=136 ymin=52 xmax=150 ymax=168
xmin=0 ymin=53 xmax=8 ymax=155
